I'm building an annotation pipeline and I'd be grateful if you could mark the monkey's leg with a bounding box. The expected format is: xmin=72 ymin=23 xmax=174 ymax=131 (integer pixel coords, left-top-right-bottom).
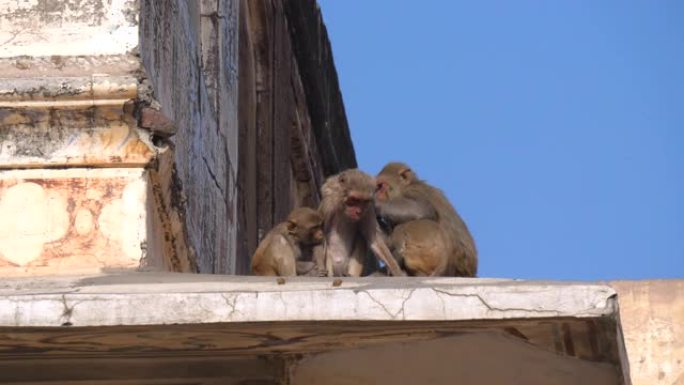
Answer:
xmin=449 ymin=248 xmax=478 ymax=277
xmin=391 ymin=220 xmax=448 ymax=276
xmin=310 ymin=244 xmax=329 ymax=277
xmin=296 ymin=261 xmax=316 ymax=276
xmin=325 ymin=248 xmax=336 ymax=277
xmin=347 ymin=237 xmax=367 ymax=277
xmin=277 ymin=254 xmax=297 ymax=277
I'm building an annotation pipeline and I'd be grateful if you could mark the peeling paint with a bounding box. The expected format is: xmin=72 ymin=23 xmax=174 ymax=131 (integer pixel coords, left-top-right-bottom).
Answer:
xmin=0 ymin=168 xmax=149 ymax=275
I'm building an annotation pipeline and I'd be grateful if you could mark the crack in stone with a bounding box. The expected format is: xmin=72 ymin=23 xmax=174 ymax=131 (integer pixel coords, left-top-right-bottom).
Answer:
xmin=60 ymin=295 xmax=76 ymax=326
xmin=431 ymin=288 xmax=563 ymax=316
xmin=361 ymin=291 xmax=396 ymax=319
xmin=361 ymin=288 xmax=416 ymax=320
xmin=398 ymin=288 xmax=417 ymax=320
xmin=195 ymin=295 xmax=213 ymax=316
xmin=434 ymin=288 xmax=447 ymax=315
xmin=220 ymin=293 xmax=240 ymax=318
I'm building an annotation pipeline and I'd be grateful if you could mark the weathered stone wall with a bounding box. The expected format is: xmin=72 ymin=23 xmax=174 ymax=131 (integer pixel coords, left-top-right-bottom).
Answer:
xmin=611 ymin=280 xmax=684 ymax=385
xmin=0 ymin=0 xmax=160 ymax=275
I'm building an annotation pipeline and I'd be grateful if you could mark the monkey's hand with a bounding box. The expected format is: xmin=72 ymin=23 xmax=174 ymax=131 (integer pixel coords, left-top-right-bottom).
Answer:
xmin=296 ymin=261 xmax=327 ymax=276
xmin=375 ymin=196 xmax=437 ymax=224
xmin=311 ymin=266 xmax=328 ymax=277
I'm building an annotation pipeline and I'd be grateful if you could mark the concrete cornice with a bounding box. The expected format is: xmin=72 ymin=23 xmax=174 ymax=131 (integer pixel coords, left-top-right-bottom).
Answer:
xmin=0 ymin=273 xmax=618 ymax=327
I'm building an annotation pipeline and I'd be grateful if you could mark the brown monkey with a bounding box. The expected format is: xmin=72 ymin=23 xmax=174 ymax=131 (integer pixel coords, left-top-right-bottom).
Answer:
xmin=318 ymin=169 xmax=405 ymax=277
xmin=387 ymin=219 xmax=452 ymax=276
xmin=375 ymin=162 xmax=477 ymax=277
xmin=251 ymin=207 xmax=325 ymax=276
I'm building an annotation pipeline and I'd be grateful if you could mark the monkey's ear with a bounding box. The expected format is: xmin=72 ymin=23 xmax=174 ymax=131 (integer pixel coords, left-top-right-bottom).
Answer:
xmin=399 ymin=168 xmax=414 ymax=183
xmin=286 ymin=220 xmax=297 ymax=234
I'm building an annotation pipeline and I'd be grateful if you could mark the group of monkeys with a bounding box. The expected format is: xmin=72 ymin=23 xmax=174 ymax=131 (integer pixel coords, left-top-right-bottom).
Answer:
xmin=251 ymin=162 xmax=478 ymax=278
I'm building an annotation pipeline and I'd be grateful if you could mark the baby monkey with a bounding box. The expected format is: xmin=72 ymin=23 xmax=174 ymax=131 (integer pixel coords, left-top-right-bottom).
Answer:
xmin=251 ymin=207 xmax=325 ymax=276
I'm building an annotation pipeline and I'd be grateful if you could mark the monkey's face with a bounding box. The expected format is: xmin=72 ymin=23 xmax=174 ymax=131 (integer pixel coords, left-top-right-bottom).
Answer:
xmin=299 ymin=223 xmax=324 ymax=245
xmin=375 ymin=178 xmax=391 ymax=201
xmin=375 ymin=166 xmax=413 ymax=202
xmin=334 ymin=169 xmax=374 ymax=222
xmin=344 ymin=194 xmax=370 ymax=222
xmin=289 ymin=221 xmax=324 ymax=246
xmin=287 ymin=208 xmax=324 ymax=245
xmin=375 ymin=176 xmax=401 ymax=202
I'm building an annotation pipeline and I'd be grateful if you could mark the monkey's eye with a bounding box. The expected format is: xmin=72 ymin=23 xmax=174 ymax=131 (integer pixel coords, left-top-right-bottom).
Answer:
xmin=345 ymin=197 xmax=364 ymax=207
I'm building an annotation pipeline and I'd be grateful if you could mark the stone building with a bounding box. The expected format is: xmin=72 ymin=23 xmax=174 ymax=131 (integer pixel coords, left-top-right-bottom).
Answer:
xmin=0 ymin=1 xmax=681 ymax=384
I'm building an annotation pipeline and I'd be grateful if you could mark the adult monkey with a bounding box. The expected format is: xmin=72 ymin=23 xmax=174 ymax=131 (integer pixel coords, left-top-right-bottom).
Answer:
xmin=318 ymin=169 xmax=405 ymax=277
xmin=375 ymin=162 xmax=477 ymax=277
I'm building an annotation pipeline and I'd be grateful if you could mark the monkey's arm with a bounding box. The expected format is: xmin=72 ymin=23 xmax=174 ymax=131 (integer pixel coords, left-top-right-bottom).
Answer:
xmin=251 ymin=233 xmax=274 ymax=275
xmin=368 ymin=230 xmax=405 ymax=276
xmin=362 ymin=213 xmax=406 ymax=277
xmin=278 ymin=256 xmax=297 ymax=277
xmin=275 ymin=235 xmax=298 ymax=277
xmin=375 ymin=197 xmax=437 ymax=225
xmin=360 ymin=206 xmax=406 ymax=277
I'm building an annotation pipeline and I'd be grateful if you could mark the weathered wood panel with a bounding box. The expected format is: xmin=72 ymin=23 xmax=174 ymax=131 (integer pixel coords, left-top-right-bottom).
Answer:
xmin=236 ymin=0 xmax=259 ymax=275
xmin=290 ymin=54 xmax=326 ymax=208
xmin=272 ymin=0 xmax=295 ymax=223
xmin=0 ymin=319 xmax=626 ymax=384
xmin=140 ymin=0 xmax=239 ymax=274
xmin=236 ymin=0 xmax=355 ymax=272
xmin=250 ymin=0 xmax=276 ymax=246
xmin=0 ymin=319 xmax=621 ymax=367
xmin=283 ymin=0 xmax=357 ymax=176
xmin=0 ymin=355 xmax=283 ymax=385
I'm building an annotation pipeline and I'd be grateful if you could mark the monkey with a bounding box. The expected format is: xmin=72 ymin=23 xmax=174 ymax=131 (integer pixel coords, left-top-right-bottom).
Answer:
xmin=374 ymin=162 xmax=478 ymax=277
xmin=318 ymin=168 xmax=405 ymax=277
xmin=251 ymin=207 xmax=326 ymax=277
xmin=387 ymin=219 xmax=452 ymax=276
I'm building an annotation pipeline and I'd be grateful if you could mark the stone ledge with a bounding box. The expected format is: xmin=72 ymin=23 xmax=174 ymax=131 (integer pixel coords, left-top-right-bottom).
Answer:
xmin=0 ymin=273 xmax=617 ymax=327
xmin=0 ymin=273 xmax=630 ymax=384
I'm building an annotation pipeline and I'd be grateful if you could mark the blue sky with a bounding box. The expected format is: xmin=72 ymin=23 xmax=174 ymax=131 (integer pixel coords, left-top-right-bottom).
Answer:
xmin=318 ymin=1 xmax=684 ymax=280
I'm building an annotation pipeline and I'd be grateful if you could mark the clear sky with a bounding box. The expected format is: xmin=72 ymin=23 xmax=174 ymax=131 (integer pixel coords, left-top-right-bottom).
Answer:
xmin=318 ymin=1 xmax=684 ymax=280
